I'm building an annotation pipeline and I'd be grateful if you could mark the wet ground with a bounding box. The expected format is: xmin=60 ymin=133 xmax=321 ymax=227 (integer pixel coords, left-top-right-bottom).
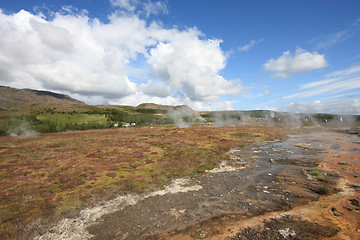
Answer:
xmin=38 ymin=126 xmax=360 ymax=240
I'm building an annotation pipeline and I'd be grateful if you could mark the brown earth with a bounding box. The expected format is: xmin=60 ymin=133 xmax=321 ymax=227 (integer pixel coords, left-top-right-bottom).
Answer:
xmin=35 ymin=126 xmax=360 ymax=240
xmin=149 ymin=127 xmax=360 ymax=240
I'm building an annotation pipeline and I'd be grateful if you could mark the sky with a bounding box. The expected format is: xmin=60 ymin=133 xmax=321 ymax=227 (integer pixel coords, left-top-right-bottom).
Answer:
xmin=0 ymin=0 xmax=359 ymax=114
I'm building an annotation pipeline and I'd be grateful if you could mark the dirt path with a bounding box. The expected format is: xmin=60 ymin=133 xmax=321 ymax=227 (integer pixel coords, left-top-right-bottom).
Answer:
xmin=37 ymin=127 xmax=360 ymax=239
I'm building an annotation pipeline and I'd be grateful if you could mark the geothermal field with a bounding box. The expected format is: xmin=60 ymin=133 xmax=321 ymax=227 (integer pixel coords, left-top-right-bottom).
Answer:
xmin=1 ymin=112 xmax=360 ymax=239
xmin=1 ymin=0 xmax=360 ymax=239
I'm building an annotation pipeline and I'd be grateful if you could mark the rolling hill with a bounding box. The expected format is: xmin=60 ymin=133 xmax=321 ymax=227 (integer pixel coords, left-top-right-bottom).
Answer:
xmin=0 ymin=86 xmax=85 ymax=111
xmin=0 ymin=86 xmax=196 ymax=135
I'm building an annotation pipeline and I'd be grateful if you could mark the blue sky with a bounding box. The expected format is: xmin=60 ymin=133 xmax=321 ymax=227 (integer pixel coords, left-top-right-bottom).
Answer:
xmin=0 ymin=0 xmax=359 ymax=113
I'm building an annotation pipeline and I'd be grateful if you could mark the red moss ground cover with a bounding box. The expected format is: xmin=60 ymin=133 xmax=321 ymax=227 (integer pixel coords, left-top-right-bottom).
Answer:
xmin=0 ymin=125 xmax=287 ymax=238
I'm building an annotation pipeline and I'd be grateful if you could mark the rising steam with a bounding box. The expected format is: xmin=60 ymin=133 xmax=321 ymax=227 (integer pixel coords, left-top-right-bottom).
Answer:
xmin=203 ymin=110 xmax=359 ymax=130
xmin=168 ymin=106 xmax=207 ymax=128
xmin=7 ymin=122 xmax=38 ymax=137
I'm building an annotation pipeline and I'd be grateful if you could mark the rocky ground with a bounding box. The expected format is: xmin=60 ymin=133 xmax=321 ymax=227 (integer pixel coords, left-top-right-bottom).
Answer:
xmin=38 ymin=126 xmax=360 ymax=240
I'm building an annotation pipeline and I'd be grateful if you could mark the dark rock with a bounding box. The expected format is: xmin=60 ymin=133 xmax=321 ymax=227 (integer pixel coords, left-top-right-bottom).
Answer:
xmin=330 ymin=144 xmax=340 ymax=149
xmin=331 ymin=207 xmax=343 ymax=216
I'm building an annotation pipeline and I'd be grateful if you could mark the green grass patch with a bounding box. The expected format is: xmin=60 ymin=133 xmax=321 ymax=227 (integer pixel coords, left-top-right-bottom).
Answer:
xmin=37 ymin=113 xmax=107 ymax=126
xmin=35 ymin=113 xmax=108 ymax=132
xmin=307 ymin=168 xmax=321 ymax=177
xmin=307 ymin=168 xmax=330 ymax=182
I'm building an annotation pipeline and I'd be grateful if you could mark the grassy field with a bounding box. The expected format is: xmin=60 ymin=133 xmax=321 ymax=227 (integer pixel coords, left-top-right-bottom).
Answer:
xmin=0 ymin=107 xmax=174 ymax=135
xmin=36 ymin=113 xmax=108 ymax=125
xmin=0 ymin=125 xmax=288 ymax=238
xmin=35 ymin=113 xmax=108 ymax=132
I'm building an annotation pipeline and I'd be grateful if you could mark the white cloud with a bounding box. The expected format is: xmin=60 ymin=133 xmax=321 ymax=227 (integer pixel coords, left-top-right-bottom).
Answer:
xmin=287 ymin=99 xmax=360 ymax=114
xmin=314 ymin=18 xmax=360 ymax=50
xmin=265 ymin=106 xmax=277 ymax=111
xmin=238 ymin=39 xmax=263 ymax=52
xmin=147 ymin=31 xmax=242 ymax=101
xmin=283 ymin=64 xmax=360 ymax=99
xmin=263 ymin=48 xmax=328 ymax=78
xmin=108 ymin=91 xmax=179 ymax=107
xmin=325 ymin=64 xmax=360 ymax=78
xmin=30 ymin=19 xmax=74 ymax=53
xmin=282 ymin=64 xmax=360 ymax=114
xmin=284 ymin=76 xmax=360 ymax=99
xmin=107 ymin=91 xmax=235 ymax=111
xmin=322 ymin=91 xmax=360 ymax=100
xmin=188 ymin=100 xmax=235 ymax=111
xmin=263 ymin=90 xmax=271 ymax=95
xmin=110 ymin=0 xmax=167 ymax=16
xmin=141 ymin=81 xmax=172 ymax=98
xmin=299 ymin=78 xmax=339 ymax=90
xmin=110 ymin=0 xmax=136 ymax=12
xmin=143 ymin=1 xmax=168 ymax=17
xmin=0 ymin=7 xmax=240 ymax=111
xmin=315 ymin=30 xmax=351 ymax=50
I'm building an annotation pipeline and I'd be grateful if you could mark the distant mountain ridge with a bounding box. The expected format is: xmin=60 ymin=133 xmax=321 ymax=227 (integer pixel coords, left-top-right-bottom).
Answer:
xmin=0 ymin=85 xmax=85 ymax=109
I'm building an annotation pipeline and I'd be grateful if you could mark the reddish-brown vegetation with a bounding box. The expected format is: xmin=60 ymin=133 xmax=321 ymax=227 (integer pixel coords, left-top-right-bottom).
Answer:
xmin=106 ymin=172 xmax=116 ymax=177
xmin=0 ymin=125 xmax=287 ymax=238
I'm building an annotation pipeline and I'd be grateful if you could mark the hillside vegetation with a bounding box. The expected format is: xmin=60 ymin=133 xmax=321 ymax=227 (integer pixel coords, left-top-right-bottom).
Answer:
xmin=1 ymin=86 xmax=359 ymax=136
xmin=0 ymin=86 xmax=181 ymax=135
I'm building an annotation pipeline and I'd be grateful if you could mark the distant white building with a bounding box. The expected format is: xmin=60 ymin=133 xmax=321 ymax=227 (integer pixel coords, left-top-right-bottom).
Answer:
xmin=122 ymin=122 xmax=136 ymax=127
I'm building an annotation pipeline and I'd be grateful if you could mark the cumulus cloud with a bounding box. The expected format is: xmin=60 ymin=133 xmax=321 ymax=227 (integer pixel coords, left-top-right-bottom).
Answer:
xmin=187 ymin=100 xmax=235 ymax=112
xmin=263 ymin=48 xmax=328 ymax=78
xmin=148 ymin=30 xmax=242 ymax=101
xmin=141 ymin=81 xmax=172 ymax=98
xmin=30 ymin=19 xmax=73 ymax=53
xmin=0 ymin=6 xmax=240 ymax=110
